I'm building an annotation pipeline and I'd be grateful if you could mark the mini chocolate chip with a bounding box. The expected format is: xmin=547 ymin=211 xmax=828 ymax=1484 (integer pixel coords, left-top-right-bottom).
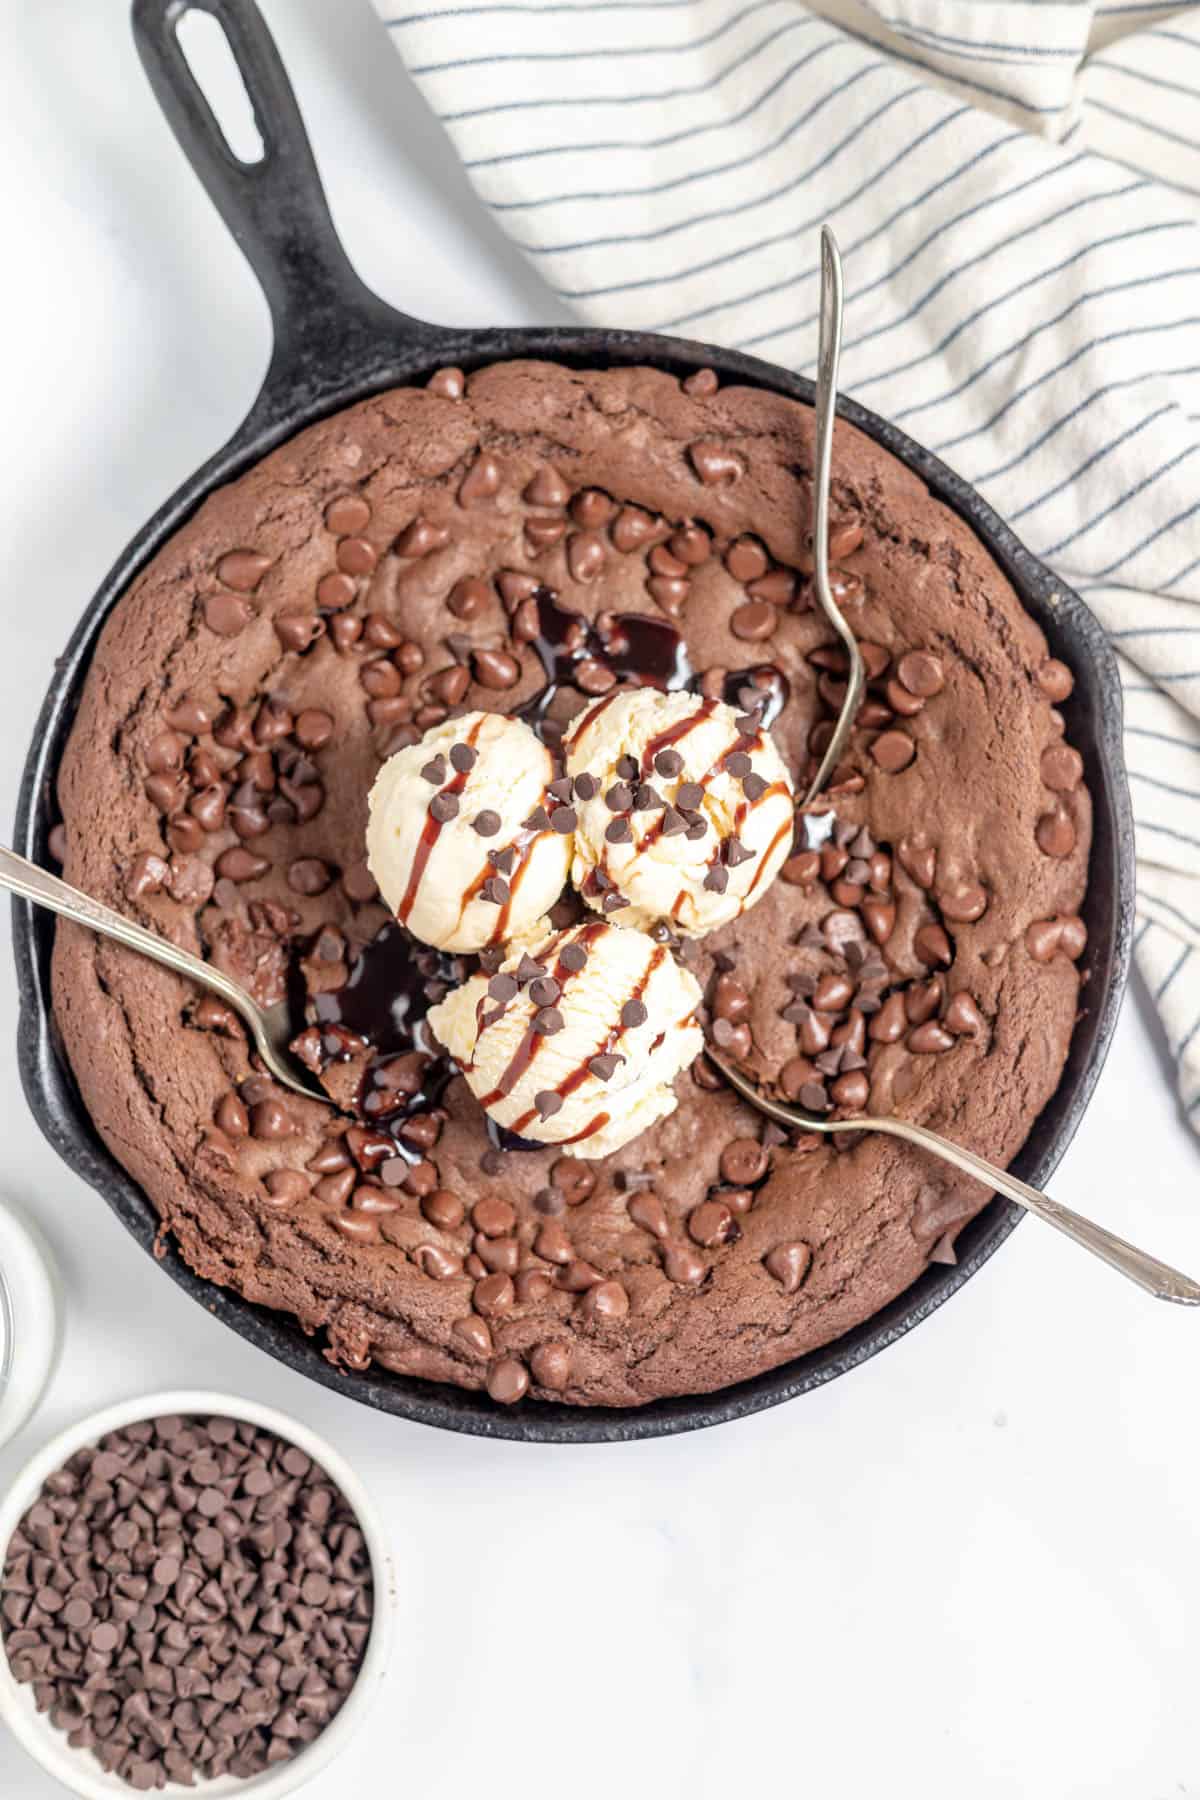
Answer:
xmin=472 ymin=648 xmax=520 ymax=690
xmin=676 ymin=781 xmax=704 ymax=809
xmin=287 ymin=858 xmax=333 ymax=896
xmin=517 ymin=953 xmax=546 ymax=982
xmin=588 ymin=1053 xmax=623 ymax=1081
xmin=742 ymin=773 xmax=768 ymax=801
xmin=430 ymin=792 xmax=460 ymax=823
xmin=573 ymin=772 xmax=598 ymax=800
xmin=724 ymin=837 xmax=755 ymax=868
xmin=420 ymin=757 xmax=446 ymax=785
xmin=550 ymin=805 xmax=577 ymax=834
xmin=704 ymin=864 xmax=729 ymax=893
xmin=534 ymin=1007 xmax=564 ymax=1035
xmin=725 ymin=751 xmax=752 ymax=777
xmin=622 ymin=999 xmax=648 ymax=1028
xmin=606 ymin=818 xmax=632 ymax=843
xmin=489 ymin=845 xmax=516 ymax=875
xmin=605 ymin=782 xmax=633 ymax=813
xmin=523 ymin=805 xmax=550 ymax=831
xmin=686 ymin=818 xmax=708 ymax=841
xmin=560 ymin=942 xmax=588 ymax=972
xmin=488 ymin=974 xmax=519 ymax=1002
xmin=529 ymin=976 xmax=561 ymax=1007
xmin=534 ymin=1091 xmax=562 ymax=1121
xmin=450 ymin=743 xmax=477 ymax=773
xmin=661 ymin=808 xmax=687 ymax=837
xmin=654 ymin=749 xmax=684 ymax=777
xmin=473 ymin=810 xmax=501 ymax=836
xmin=481 ymin=876 xmax=510 ymax=904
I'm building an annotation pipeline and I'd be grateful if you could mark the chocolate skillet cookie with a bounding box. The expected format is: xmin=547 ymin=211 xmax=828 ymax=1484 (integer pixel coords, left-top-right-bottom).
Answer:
xmin=52 ymin=360 xmax=1090 ymax=1407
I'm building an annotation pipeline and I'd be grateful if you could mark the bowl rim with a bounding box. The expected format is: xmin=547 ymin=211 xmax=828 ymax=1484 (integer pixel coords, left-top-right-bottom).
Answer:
xmin=11 ymin=327 xmax=1136 ymax=1443
xmin=0 ymin=1387 xmax=394 ymax=1800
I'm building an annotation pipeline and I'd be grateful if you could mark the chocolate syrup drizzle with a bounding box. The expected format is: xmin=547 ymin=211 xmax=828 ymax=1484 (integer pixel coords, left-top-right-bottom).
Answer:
xmin=288 ymin=585 xmax=793 ymax=1154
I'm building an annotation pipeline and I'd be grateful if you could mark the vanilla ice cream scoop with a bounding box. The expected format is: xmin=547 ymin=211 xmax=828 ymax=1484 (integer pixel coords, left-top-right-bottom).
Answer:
xmin=428 ymin=919 xmax=703 ymax=1159
xmin=564 ymin=687 xmax=796 ymax=937
xmin=366 ymin=712 xmax=573 ymax=952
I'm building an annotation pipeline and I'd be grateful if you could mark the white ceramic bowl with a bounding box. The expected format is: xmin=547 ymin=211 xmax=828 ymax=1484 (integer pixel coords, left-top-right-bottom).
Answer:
xmin=0 ymin=1390 xmax=393 ymax=1799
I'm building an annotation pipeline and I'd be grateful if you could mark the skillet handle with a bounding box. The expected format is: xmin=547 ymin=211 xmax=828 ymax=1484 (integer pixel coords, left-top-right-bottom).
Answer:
xmin=131 ymin=0 xmax=448 ymax=423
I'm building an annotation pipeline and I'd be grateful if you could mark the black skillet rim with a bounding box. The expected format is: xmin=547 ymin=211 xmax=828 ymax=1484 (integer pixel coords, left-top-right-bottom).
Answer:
xmin=12 ymin=320 xmax=1136 ymax=1444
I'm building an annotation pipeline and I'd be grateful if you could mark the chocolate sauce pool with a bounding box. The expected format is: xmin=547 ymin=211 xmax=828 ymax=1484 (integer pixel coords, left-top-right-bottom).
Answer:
xmin=521 ymin=588 xmax=789 ymax=731
xmin=286 ymin=586 xmax=792 ymax=1153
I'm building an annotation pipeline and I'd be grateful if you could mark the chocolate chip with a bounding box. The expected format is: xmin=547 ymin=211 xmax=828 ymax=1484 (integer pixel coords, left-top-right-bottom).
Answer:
xmin=288 ymin=858 xmax=334 ymax=896
xmin=1037 ymin=658 xmax=1074 ymax=702
xmin=473 ymin=810 xmax=501 ymax=837
xmin=488 ymin=974 xmax=519 ymax=1002
xmin=472 ymin=647 xmax=520 ymax=690
xmin=723 ymin=836 xmax=754 ymax=868
xmin=429 ymin=792 xmax=460 ymax=824
xmin=575 ymin=659 xmax=617 ymax=696
xmin=939 ymin=881 xmax=988 ymax=923
xmin=704 ymin=864 xmax=728 ymax=893
xmin=572 ymin=772 xmax=598 ymax=801
xmin=764 ymin=1242 xmax=811 ymax=1293
xmin=605 ymin=782 xmax=633 ymax=813
xmin=533 ymin=1007 xmax=564 ymax=1035
xmin=676 ymin=781 xmax=704 ymax=809
xmin=871 ymin=730 xmax=916 ymax=773
xmin=559 ymin=942 xmax=588 ymax=972
xmin=660 ymin=807 xmax=687 ymax=837
xmin=689 ymin=441 xmax=741 ymax=485
xmin=731 ymin=602 xmax=777 ymax=641
xmin=1036 ymin=807 xmax=1076 ymax=858
xmin=602 ymin=892 xmax=629 ymax=913
xmin=481 ymin=876 xmax=510 ymax=905
xmin=742 ymin=773 xmax=768 ymax=802
xmin=606 ymin=818 xmax=632 ymax=844
xmin=533 ymin=1091 xmax=563 ymax=1122
xmin=633 ymin=784 xmax=664 ymax=811
xmin=523 ymin=805 xmax=550 ymax=831
xmin=420 ymin=756 xmax=447 ymax=785
xmin=587 ymin=1053 xmax=623 ymax=1081
xmin=529 ymin=976 xmax=561 ymax=1007
xmin=653 ymin=748 xmax=684 ymax=777
xmin=897 ymin=651 xmax=944 ymax=697
xmin=550 ymin=805 xmax=577 ymax=834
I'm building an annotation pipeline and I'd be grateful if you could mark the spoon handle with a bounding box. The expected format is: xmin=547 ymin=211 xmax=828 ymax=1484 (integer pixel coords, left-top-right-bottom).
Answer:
xmin=0 ymin=845 xmax=257 ymax=1027
xmin=866 ymin=1114 xmax=1200 ymax=1305
xmin=803 ymin=225 xmax=865 ymax=806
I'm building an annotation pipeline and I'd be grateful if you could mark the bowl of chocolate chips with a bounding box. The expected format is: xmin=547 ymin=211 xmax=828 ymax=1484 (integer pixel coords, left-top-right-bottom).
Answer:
xmin=0 ymin=1392 xmax=389 ymax=1796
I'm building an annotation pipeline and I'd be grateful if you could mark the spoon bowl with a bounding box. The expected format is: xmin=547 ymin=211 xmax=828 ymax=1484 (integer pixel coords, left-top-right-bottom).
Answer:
xmin=0 ymin=847 xmax=329 ymax=1107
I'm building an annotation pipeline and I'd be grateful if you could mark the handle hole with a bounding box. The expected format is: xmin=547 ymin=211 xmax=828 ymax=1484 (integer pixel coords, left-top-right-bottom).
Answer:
xmin=177 ymin=11 xmax=265 ymax=166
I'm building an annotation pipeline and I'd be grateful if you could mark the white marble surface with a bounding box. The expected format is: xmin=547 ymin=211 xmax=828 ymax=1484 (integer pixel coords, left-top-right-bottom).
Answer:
xmin=0 ymin=4 xmax=1197 ymax=1796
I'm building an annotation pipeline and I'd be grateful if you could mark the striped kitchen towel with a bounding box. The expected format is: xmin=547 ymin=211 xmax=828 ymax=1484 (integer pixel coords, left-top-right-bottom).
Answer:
xmin=376 ymin=0 xmax=1200 ymax=1127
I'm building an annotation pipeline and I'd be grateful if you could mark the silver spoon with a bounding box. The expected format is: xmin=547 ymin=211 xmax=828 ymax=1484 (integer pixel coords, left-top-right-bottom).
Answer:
xmin=1 ymin=846 xmax=329 ymax=1106
xmin=705 ymin=1045 xmax=1200 ymax=1305
xmin=803 ymin=225 xmax=865 ymax=809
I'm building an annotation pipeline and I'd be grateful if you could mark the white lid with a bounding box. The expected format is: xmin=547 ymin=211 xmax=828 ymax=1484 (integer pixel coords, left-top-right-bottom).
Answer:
xmin=0 ymin=1200 xmax=60 ymax=1451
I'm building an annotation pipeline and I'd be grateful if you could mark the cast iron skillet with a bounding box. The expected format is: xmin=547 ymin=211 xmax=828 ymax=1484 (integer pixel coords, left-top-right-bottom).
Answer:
xmin=12 ymin=0 xmax=1135 ymax=1443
